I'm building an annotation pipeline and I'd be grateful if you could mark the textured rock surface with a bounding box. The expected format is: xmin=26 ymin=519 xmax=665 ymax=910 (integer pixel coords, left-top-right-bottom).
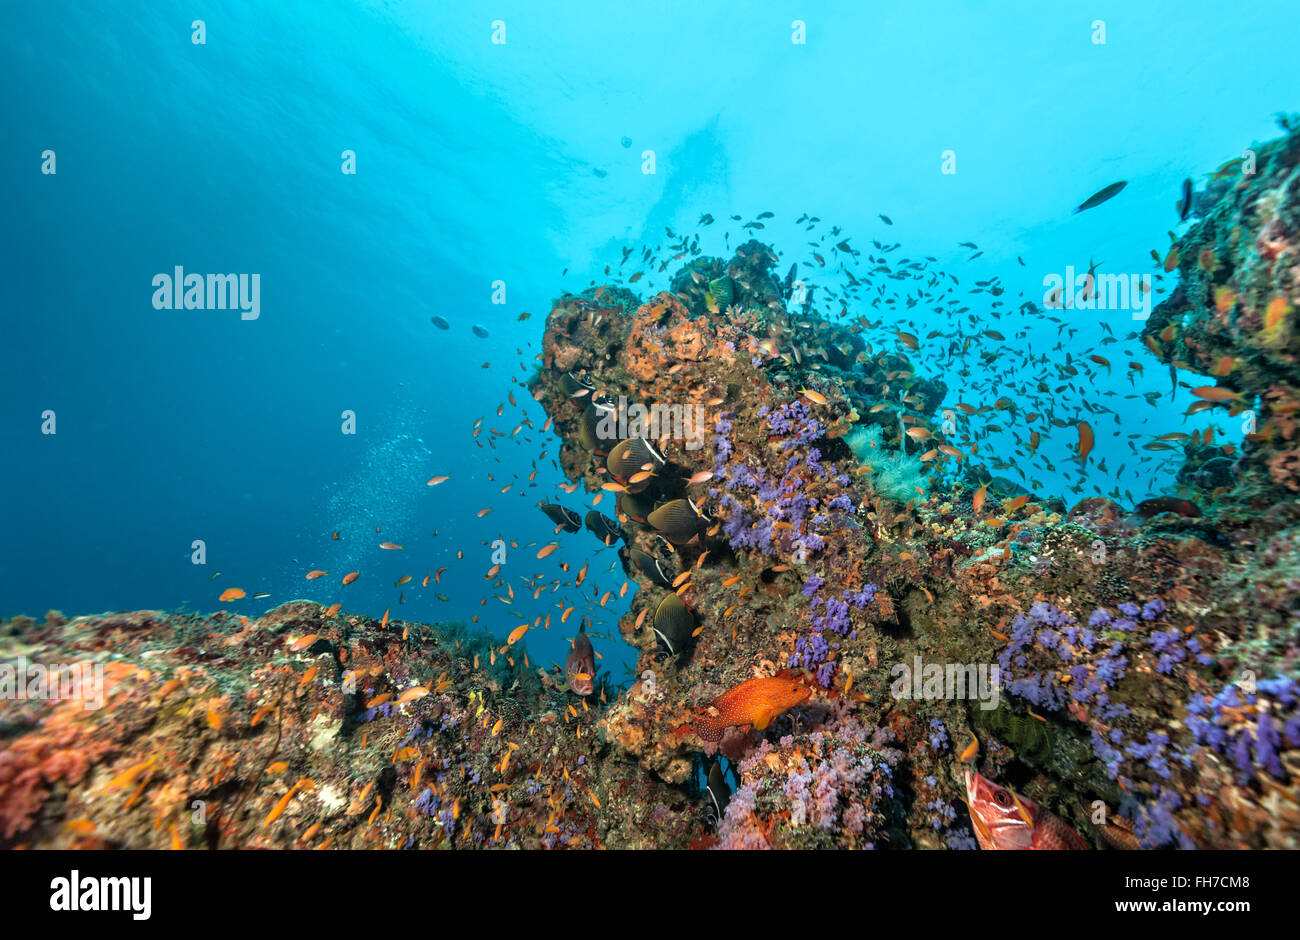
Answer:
xmin=6 ymin=129 xmax=1300 ymax=851
xmin=521 ymin=133 xmax=1300 ymax=848
xmin=0 ymin=604 xmax=699 ymax=849
xmin=1144 ymin=125 xmax=1300 ymax=519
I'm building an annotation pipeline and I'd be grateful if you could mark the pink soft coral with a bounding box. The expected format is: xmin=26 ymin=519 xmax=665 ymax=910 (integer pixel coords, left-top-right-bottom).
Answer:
xmin=0 ymin=717 xmax=112 ymax=840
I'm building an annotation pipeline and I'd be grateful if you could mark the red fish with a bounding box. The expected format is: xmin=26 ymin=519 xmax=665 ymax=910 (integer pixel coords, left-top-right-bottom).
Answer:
xmin=688 ymin=672 xmax=813 ymax=743
xmin=565 ymin=621 xmax=595 ymax=696
xmin=1133 ymin=497 xmax=1201 ymax=520
xmin=964 ymin=769 xmax=1088 ymax=850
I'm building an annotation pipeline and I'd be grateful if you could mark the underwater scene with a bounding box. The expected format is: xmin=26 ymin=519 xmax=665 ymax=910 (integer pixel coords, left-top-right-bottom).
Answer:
xmin=3 ymin=0 xmax=1300 ymax=879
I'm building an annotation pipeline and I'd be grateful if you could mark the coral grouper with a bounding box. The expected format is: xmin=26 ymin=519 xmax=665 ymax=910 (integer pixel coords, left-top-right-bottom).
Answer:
xmin=683 ymin=673 xmax=815 ymax=743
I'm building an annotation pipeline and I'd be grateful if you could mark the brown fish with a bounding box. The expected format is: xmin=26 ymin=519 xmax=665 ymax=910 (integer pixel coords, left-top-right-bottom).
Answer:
xmin=1073 ymin=181 xmax=1126 ymax=215
xmin=565 ymin=621 xmax=596 ymax=696
xmin=1133 ymin=497 xmax=1201 ymax=520
xmin=648 ymin=498 xmax=706 ymax=544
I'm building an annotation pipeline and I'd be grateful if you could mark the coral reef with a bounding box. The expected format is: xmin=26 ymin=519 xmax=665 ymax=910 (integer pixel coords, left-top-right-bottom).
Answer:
xmin=6 ymin=124 xmax=1300 ymax=850
xmin=0 ymin=605 xmax=697 ymax=849
xmin=523 ymin=126 xmax=1300 ymax=850
xmin=1143 ymin=122 xmax=1300 ymax=524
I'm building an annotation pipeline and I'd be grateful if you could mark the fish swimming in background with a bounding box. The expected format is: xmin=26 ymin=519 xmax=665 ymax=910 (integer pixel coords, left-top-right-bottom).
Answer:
xmin=706 ymin=760 xmax=731 ymax=825
xmin=781 ymin=262 xmax=798 ymax=300
xmin=1075 ymin=420 xmax=1094 ymax=466
xmin=1176 ymin=177 xmax=1193 ymax=221
xmin=964 ymin=769 xmax=1088 ymax=850
xmin=1072 ymin=180 xmax=1126 ymax=214
xmin=1080 ymin=258 xmax=1101 ymax=302
xmin=1211 ymin=156 xmax=1243 ymax=180
xmin=1133 ymin=496 xmax=1201 ymax=520
xmin=565 ymin=620 xmax=595 ymax=696
xmin=685 ymin=672 xmax=814 ymax=743
xmin=802 ymin=284 xmax=816 ymax=315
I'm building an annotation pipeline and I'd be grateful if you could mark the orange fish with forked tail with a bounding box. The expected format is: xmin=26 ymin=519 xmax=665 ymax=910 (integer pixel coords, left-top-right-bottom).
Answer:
xmin=679 ymin=672 xmax=814 ymax=742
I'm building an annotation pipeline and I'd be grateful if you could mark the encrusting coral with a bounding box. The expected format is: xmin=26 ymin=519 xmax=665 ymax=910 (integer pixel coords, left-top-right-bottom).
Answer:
xmin=5 ymin=124 xmax=1300 ymax=850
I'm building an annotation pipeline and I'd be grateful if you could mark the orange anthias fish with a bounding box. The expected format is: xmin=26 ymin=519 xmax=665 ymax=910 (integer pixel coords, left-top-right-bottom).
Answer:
xmin=964 ymin=769 xmax=1088 ymax=850
xmin=1075 ymin=420 xmax=1094 ymax=466
xmin=687 ymin=672 xmax=813 ymax=743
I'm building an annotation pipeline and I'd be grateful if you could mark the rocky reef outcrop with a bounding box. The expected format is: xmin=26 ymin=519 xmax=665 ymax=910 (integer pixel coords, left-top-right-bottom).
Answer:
xmin=525 ymin=130 xmax=1300 ymax=849
xmin=5 ymin=128 xmax=1300 ymax=851
xmin=1144 ymin=122 xmax=1300 ymax=520
xmin=0 ymin=605 xmax=698 ymax=849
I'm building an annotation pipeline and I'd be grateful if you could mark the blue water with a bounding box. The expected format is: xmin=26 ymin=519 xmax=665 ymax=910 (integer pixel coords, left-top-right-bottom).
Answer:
xmin=3 ymin=1 xmax=1298 ymax=679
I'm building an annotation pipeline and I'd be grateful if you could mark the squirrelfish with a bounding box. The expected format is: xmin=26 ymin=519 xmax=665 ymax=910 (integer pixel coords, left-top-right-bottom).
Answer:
xmin=964 ymin=768 xmax=1088 ymax=850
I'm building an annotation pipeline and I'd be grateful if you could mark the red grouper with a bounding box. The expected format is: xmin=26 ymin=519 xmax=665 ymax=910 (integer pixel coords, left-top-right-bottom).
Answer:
xmin=565 ymin=620 xmax=595 ymax=696
xmin=964 ymin=768 xmax=1088 ymax=850
xmin=686 ymin=672 xmax=813 ymax=743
